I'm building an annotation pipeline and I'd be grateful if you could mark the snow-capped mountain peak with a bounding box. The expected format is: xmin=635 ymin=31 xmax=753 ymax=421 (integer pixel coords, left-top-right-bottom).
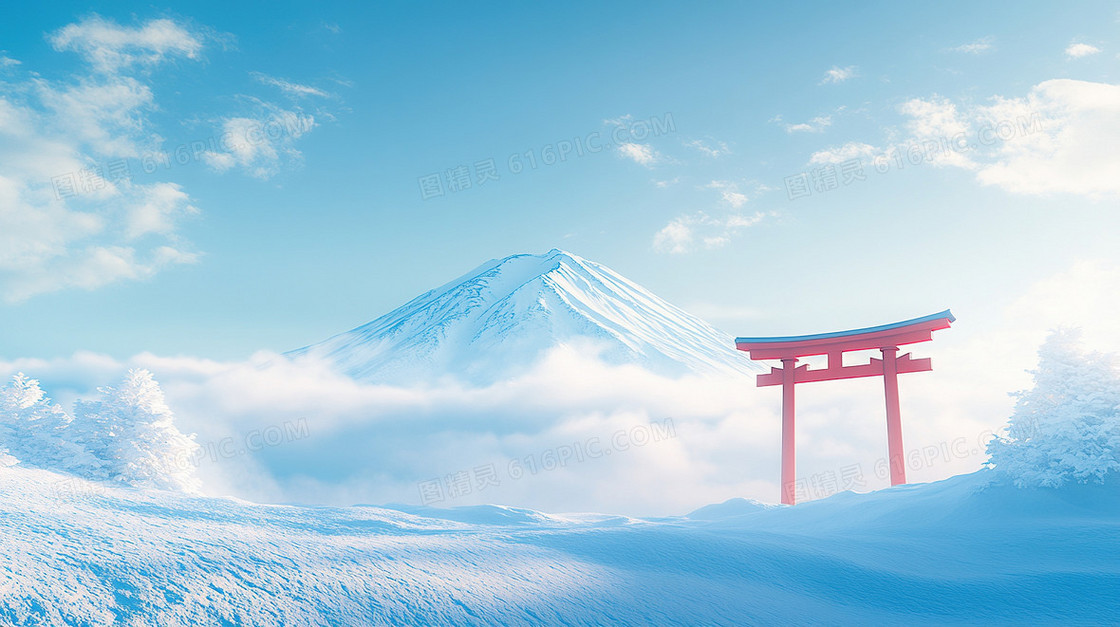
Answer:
xmin=290 ymin=249 xmax=761 ymax=384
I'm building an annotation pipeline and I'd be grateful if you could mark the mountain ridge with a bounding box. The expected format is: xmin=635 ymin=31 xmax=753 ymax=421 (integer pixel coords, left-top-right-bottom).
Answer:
xmin=290 ymin=249 xmax=761 ymax=385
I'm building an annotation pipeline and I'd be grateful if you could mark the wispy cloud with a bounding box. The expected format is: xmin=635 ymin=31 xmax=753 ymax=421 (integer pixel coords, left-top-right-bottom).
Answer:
xmin=1065 ymin=42 xmax=1101 ymax=58
xmin=892 ymin=80 xmax=1120 ymax=197
xmin=616 ymin=142 xmax=659 ymax=167
xmin=948 ymin=37 xmax=994 ymax=54
xmin=653 ymin=211 xmax=773 ymax=254
xmin=201 ymin=104 xmax=317 ymax=179
xmin=0 ymin=16 xmax=203 ymax=302
xmin=895 ymin=96 xmax=976 ymax=169
xmin=803 ymin=79 xmax=1120 ymax=198
xmin=602 ymin=113 xmax=677 ymax=168
xmin=970 ymin=80 xmax=1120 ymax=196
xmin=684 ymin=138 xmax=730 ymax=158
xmin=650 ymin=178 xmax=772 ymax=252
xmin=808 ymin=142 xmax=877 ymax=165
xmin=48 ymin=15 xmax=203 ymax=73
xmin=36 ymin=76 xmax=156 ymax=157
xmin=785 ymin=115 xmax=832 ymax=133
xmin=819 ymin=65 xmax=857 ymax=85
xmin=251 ymin=72 xmax=330 ymax=98
xmin=124 ymin=182 xmax=200 ymax=239
xmin=202 ymin=72 xmax=341 ymax=178
xmin=705 ymin=180 xmax=748 ymax=208
xmin=602 ymin=113 xmax=633 ymax=127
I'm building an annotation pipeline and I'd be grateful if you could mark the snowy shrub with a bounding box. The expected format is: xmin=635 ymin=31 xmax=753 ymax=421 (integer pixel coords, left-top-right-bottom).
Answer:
xmin=71 ymin=369 xmax=201 ymax=492
xmin=987 ymin=329 xmax=1120 ymax=487
xmin=0 ymin=374 xmax=92 ymax=472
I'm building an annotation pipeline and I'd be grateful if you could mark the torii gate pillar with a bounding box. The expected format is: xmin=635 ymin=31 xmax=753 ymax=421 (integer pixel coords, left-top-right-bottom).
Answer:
xmin=737 ymin=310 xmax=954 ymax=505
xmin=881 ymin=346 xmax=905 ymax=485
xmin=780 ymin=357 xmax=797 ymax=504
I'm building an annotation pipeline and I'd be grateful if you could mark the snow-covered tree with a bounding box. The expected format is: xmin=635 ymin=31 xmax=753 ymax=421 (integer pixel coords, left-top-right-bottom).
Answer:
xmin=0 ymin=373 xmax=91 ymax=471
xmin=987 ymin=329 xmax=1120 ymax=487
xmin=72 ymin=369 xmax=201 ymax=492
xmin=0 ymin=396 xmax=16 ymax=467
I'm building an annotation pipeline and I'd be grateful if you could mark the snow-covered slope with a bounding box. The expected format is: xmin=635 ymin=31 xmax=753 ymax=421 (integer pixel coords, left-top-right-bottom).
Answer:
xmin=289 ymin=249 xmax=762 ymax=384
xmin=2 ymin=467 xmax=1117 ymax=625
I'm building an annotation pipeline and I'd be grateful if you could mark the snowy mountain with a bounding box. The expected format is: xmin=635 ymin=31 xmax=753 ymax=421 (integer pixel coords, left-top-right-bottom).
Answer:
xmin=3 ymin=466 xmax=1117 ymax=625
xmin=290 ymin=249 xmax=762 ymax=384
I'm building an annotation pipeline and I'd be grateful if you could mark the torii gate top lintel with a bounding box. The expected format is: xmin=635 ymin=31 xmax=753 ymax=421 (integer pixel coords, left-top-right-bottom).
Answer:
xmin=735 ymin=309 xmax=955 ymax=359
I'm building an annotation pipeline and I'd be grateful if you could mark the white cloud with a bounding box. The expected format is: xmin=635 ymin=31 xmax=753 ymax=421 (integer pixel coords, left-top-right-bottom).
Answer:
xmin=4 ymin=241 xmax=198 ymax=302
xmin=48 ymin=15 xmax=203 ymax=73
xmin=0 ymin=54 xmax=19 ymax=67
xmin=652 ymin=181 xmax=768 ymax=252
xmin=0 ymin=176 xmax=200 ymax=301
xmin=653 ymin=219 xmax=694 ymax=254
xmin=802 ymin=79 xmax=1120 ymax=198
xmin=36 ymin=76 xmax=156 ymax=157
xmin=685 ymin=138 xmax=730 ymax=158
xmin=616 ymin=142 xmax=658 ymax=167
xmin=251 ymin=72 xmax=329 ymax=99
xmin=705 ymin=180 xmax=748 ymax=208
xmin=653 ymin=210 xmax=772 ymax=254
xmin=0 ymin=17 xmax=203 ymax=301
xmin=1065 ymin=42 xmax=1102 ymax=58
xmin=820 ymin=65 xmax=857 ymax=85
xmin=125 ymin=182 xmax=199 ymax=239
xmin=0 ymin=172 xmax=103 ymax=272
xmin=722 ymin=192 xmax=748 ymax=208
xmin=202 ymin=106 xmax=316 ymax=179
xmin=604 ymin=114 xmax=675 ymax=168
xmin=895 ymin=80 xmax=1120 ymax=197
xmin=899 ymin=96 xmax=971 ymax=140
xmin=970 ymin=80 xmax=1120 ymax=195
xmin=0 ymin=345 xmax=785 ymax=514
xmin=896 ymin=96 xmax=976 ymax=169
xmin=949 ymin=38 xmax=994 ymax=54
xmin=808 ymin=142 xmax=877 ymax=165
xmin=811 ymin=79 xmax=1120 ymax=200
xmin=785 ymin=115 xmax=832 ymax=133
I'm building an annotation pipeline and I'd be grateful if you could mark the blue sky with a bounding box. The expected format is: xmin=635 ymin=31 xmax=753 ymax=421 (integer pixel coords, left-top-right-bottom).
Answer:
xmin=2 ymin=2 xmax=1120 ymax=512
xmin=1 ymin=1 xmax=1118 ymax=361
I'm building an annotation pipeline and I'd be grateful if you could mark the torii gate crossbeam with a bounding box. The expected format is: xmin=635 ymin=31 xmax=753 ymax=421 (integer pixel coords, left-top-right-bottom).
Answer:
xmin=735 ymin=310 xmax=954 ymax=505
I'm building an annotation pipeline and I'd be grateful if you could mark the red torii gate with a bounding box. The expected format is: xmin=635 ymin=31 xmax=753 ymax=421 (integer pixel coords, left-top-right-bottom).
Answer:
xmin=735 ymin=310 xmax=954 ymax=505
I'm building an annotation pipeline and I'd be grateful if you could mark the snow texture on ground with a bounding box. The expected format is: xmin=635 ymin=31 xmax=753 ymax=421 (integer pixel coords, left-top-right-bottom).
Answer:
xmin=2 ymin=467 xmax=1117 ymax=625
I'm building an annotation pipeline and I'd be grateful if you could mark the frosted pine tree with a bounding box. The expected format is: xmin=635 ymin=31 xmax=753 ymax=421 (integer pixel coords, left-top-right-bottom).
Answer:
xmin=0 ymin=389 xmax=15 ymax=467
xmin=0 ymin=373 xmax=91 ymax=471
xmin=987 ymin=329 xmax=1120 ymax=487
xmin=72 ymin=369 xmax=202 ymax=492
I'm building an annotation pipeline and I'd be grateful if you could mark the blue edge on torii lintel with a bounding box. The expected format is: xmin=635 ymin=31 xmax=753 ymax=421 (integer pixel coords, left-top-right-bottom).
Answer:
xmin=734 ymin=309 xmax=956 ymax=345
